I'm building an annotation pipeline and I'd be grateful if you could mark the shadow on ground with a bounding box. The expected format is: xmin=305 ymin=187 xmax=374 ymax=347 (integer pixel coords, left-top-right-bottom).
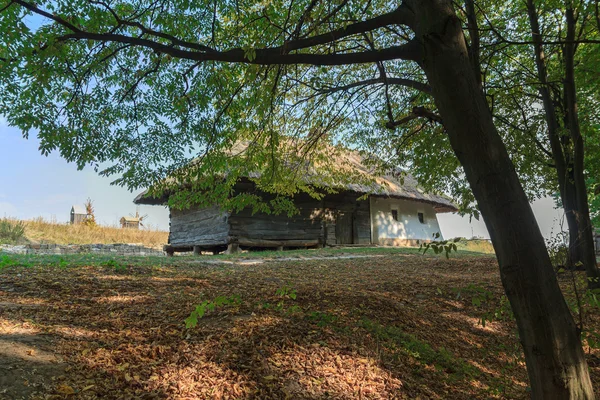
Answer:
xmin=0 ymin=253 xmax=595 ymax=399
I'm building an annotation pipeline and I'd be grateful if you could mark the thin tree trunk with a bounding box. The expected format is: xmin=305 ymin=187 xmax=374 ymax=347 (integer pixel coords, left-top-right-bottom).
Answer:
xmin=408 ymin=1 xmax=594 ymax=397
xmin=564 ymin=4 xmax=600 ymax=287
xmin=526 ymin=0 xmax=599 ymax=282
xmin=564 ymin=179 xmax=585 ymax=270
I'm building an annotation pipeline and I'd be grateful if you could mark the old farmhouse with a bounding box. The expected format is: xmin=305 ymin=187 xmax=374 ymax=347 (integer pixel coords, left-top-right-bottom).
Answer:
xmin=134 ymin=146 xmax=457 ymax=255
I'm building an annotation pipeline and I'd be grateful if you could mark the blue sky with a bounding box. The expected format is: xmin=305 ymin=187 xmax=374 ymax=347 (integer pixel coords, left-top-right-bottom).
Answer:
xmin=0 ymin=121 xmax=170 ymax=229
xmin=0 ymin=119 xmax=564 ymax=239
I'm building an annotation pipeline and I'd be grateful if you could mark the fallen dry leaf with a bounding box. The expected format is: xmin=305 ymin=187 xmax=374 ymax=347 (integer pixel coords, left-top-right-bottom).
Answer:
xmin=0 ymin=250 xmax=598 ymax=399
xmin=55 ymin=384 xmax=75 ymax=396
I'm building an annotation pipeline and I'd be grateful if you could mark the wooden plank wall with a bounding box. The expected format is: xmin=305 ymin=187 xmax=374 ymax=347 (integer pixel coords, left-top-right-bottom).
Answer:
xmin=323 ymin=193 xmax=371 ymax=245
xmin=169 ymin=206 xmax=230 ymax=247
xmin=228 ymin=192 xmax=324 ymax=247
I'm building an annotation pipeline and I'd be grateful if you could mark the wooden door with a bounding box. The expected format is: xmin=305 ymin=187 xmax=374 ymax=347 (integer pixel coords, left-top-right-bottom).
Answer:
xmin=335 ymin=212 xmax=353 ymax=244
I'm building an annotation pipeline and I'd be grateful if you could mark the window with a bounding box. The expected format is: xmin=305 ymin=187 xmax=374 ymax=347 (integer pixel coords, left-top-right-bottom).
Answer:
xmin=418 ymin=212 xmax=425 ymax=224
xmin=391 ymin=209 xmax=398 ymax=221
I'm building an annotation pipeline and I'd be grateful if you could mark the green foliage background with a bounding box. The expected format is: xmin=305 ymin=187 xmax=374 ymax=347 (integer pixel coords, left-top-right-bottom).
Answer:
xmin=0 ymin=0 xmax=598 ymax=220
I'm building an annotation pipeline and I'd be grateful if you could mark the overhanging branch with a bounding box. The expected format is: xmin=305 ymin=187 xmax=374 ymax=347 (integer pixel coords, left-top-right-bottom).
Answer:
xmin=13 ymin=0 xmax=421 ymax=66
xmin=57 ymin=32 xmax=422 ymax=65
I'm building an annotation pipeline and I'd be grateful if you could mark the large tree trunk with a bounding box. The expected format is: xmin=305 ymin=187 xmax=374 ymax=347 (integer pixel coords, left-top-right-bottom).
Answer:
xmin=407 ymin=1 xmax=594 ymax=398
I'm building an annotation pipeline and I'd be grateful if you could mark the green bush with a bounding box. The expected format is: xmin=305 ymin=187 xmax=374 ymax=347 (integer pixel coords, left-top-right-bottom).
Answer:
xmin=0 ymin=218 xmax=26 ymax=244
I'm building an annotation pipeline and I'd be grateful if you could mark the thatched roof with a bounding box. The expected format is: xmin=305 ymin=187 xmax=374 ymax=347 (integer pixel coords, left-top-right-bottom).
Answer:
xmin=134 ymin=141 xmax=457 ymax=213
xmin=324 ymin=148 xmax=457 ymax=212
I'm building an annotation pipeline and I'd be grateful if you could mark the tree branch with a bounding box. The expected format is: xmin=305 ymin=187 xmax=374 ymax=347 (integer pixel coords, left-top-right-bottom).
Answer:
xmin=412 ymin=106 xmax=443 ymax=123
xmin=465 ymin=0 xmax=482 ymax=88
xmin=14 ymin=0 xmax=420 ymax=65
xmin=89 ymin=0 xmax=217 ymax=53
xmin=279 ymin=4 xmax=415 ymax=53
xmin=317 ymin=77 xmax=431 ymax=95
xmin=385 ymin=106 xmax=442 ymax=129
xmin=385 ymin=114 xmax=418 ymax=129
xmin=56 ymin=31 xmax=421 ymax=65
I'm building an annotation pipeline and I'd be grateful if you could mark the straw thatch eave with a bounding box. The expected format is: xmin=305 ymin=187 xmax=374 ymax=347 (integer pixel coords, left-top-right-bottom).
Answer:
xmin=134 ymin=141 xmax=458 ymax=213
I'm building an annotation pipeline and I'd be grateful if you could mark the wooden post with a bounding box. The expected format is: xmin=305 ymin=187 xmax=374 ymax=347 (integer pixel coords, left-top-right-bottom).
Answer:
xmin=164 ymin=245 xmax=175 ymax=257
xmin=193 ymin=245 xmax=201 ymax=256
xmin=227 ymin=242 xmax=239 ymax=254
xmin=276 ymin=245 xmax=284 ymax=252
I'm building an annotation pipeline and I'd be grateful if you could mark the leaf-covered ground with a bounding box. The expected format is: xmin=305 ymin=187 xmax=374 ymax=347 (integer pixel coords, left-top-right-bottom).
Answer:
xmin=0 ymin=249 xmax=598 ymax=399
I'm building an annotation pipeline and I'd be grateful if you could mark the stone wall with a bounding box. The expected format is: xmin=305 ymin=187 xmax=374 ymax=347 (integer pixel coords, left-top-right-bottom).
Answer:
xmin=0 ymin=243 xmax=165 ymax=256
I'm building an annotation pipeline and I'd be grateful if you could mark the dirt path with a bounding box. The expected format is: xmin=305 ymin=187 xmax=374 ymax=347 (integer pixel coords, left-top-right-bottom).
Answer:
xmin=198 ymin=254 xmax=384 ymax=265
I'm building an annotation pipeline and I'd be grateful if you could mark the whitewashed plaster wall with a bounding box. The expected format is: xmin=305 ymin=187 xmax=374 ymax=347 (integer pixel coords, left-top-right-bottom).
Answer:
xmin=370 ymin=197 xmax=443 ymax=244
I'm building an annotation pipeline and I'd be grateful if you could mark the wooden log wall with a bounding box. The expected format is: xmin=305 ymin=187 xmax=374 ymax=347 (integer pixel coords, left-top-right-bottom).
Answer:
xmin=169 ymin=206 xmax=230 ymax=247
xmin=227 ymin=184 xmax=372 ymax=247
xmin=166 ymin=179 xmax=373 ymax=250
xmin=228 ymin=192 xmax=325 ymax=247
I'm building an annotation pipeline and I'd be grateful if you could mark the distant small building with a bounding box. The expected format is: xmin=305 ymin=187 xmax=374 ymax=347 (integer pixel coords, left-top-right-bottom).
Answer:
xmin=70 ymin=205 xmax=88 ymax=225
xmin=120 ymin=216 xmax=140 ymax=229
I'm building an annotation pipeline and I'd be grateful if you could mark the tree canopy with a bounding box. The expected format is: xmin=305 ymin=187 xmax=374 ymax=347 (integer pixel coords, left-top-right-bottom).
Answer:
xmin=0 ymin=0 xmax=470 ymax=214
xmin=2 ymin=0 xmax=599 ymax=220
xmin=0 ymin=1 xmax=423 ymax=204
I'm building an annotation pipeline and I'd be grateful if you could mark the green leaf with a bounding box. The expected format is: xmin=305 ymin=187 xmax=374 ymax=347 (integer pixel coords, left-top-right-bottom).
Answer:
xmin=185 ymin=314 xmax=198 ymax=329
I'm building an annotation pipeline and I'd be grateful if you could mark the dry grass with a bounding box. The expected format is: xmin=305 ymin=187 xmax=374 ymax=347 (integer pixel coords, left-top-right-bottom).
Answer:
xmin=2 ymin=217 xmax=168 ymax=249
xmin=456 ymin=239 xmax=495 ymax=254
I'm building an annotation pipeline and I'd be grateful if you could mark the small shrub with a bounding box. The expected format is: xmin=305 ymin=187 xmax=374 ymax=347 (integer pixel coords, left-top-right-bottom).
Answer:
xmin=276 ymin=283 xmax=297 ymax=300
xmin=275 ymin=283 xmax=297 ymax=310
xmin=307 ymin=311 xmax=338 ymax=327
xmin=453 ymin=284 xmax=494 ymax=307
xmin=185 ymin=295 xmax=242 ymax=328
xmin=452 ymin=284 xmax=505 ymax=326
xmin=418 ymin=234 xmax=460 ymax=258
xmin=101 ymin=259 xmax=127 ymax=273
xmin=82 ymin=198 xmax=97 ymax=227
xmin=0 ymin=218 xmax=26 ymax=244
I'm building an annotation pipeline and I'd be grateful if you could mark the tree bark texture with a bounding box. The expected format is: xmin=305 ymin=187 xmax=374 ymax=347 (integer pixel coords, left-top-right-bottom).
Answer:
xmin=407 ymin=0 xmax=594 ymax=398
